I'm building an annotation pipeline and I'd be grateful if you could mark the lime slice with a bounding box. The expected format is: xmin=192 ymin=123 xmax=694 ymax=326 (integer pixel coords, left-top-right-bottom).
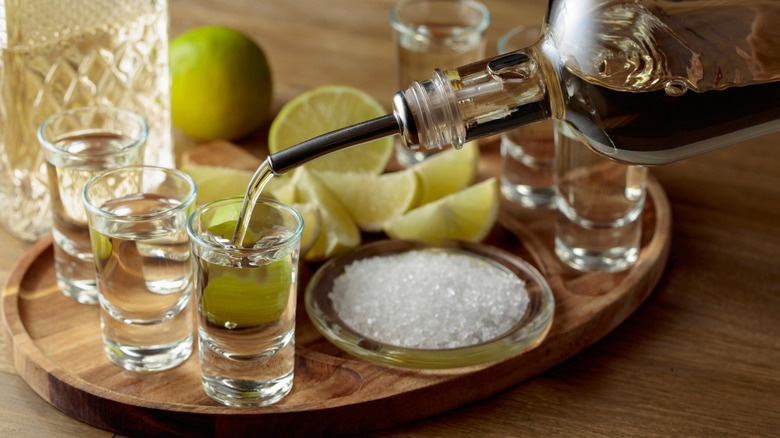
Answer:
xmin=266 ymin=176 xmax=296 ymax=205
xmin=204 ymin=197 xmax=307 ymax=247
xmin=204 ymin=201 xmax=242 ymax=236
xmin=293 ymin=168 xmax=361 ymax=261
xmin=202 ymin=202 xmax=263 ymax=245
xmin=315 ymin=169 xmax=420 ymax=232
xmin=201 ymin=255 xmax=293 ymax=328
xmin=292 ymin=202 xmax=321 ymax=257
xmin=269 ymin=85 xmax=394 ymax=174
xmin=182 ymin=164 xmax=296 ymax=205
xmin=383 ymin=177 xmax=499 ymax=243
xmin=90 ymin=231 xmax=113 ymax=261
xmin=412 ymin=141 xmax=480 ymax=206
xmin=183 ymin=164 xmax=251 ymax=205
xmin=207 ymin=219 xmax=241 ymax=241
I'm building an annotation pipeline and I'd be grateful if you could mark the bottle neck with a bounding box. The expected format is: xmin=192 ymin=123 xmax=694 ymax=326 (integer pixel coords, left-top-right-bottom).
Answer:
xmin=267 ymin=45 xmax=554 ymax=175
xmin=393 ymin=46 xmax=552 ymax=152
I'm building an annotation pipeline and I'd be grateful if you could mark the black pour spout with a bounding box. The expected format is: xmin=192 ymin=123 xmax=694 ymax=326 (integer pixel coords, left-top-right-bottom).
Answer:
xmin=266 ymin=113 xmax=401 ymax=175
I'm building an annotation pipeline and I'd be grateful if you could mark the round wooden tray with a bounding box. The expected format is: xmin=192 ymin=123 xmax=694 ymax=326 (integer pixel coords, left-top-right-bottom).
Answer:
xmin=2 ymin=173 xmax=671 ymax=437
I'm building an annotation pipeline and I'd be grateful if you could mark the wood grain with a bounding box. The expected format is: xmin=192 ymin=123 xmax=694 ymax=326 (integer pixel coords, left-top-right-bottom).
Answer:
xmin=2 ymin=1 xmax=779 ymax=437
xmin=2 ymin=141 xmax=670 ymax=436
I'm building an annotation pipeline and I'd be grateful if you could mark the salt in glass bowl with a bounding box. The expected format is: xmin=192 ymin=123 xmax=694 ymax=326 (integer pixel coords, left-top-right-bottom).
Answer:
xmin=304 ymin=239 xmax=555 ymax=369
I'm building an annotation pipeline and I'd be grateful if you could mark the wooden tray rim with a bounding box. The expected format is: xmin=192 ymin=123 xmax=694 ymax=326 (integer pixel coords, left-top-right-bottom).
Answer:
xmin=2 ymin=175 xmax=672 ymax=431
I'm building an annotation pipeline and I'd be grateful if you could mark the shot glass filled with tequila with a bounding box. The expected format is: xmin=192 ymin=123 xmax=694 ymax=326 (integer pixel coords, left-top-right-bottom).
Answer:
xmin=83 ymin=166 xmax=196 ymax=372
xmin=187 ymin=197 xmax=303 ymax=407
xmin=39 ymin=107 xmax=147 ymax=305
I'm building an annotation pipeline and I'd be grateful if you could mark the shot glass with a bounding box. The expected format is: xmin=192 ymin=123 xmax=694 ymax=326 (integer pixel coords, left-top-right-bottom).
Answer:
xmin=187 ymin=197 xmax=303 ymax=407
xmin=554 ymin=121 xmax=648 ymax=272
xmin=39 ymin=106 xmax=147 ymax=305
xmin=391 ymin=0 xmax=489 ymax=167
xmin=82 ymin=166 xmax=196 ymax=372
xmin=497 ymin=25 xmax=556 ymax=209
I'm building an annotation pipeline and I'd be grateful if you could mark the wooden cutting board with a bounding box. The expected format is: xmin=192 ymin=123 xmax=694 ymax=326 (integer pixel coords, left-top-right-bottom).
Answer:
xmin=1 ymin=140 xmax=671 ymax=437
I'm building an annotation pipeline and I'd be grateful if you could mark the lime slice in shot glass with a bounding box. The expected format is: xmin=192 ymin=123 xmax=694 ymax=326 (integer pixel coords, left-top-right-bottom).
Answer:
xmin=201 ymin=255 xmax=294 ymax=328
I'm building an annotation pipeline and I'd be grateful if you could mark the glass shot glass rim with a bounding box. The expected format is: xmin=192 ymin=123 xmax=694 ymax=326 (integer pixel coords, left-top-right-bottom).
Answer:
xmin=390 ymin=0 xmax=491 ymax=36
xmin=186 ymin=196 xmax=304 ymax=256
xmin=37 ymin=106 xmax=149 ymax=160
xmin=497 ymin=24 xmax=543 ymax=54
xmin=82 ymin=165 xmax=197 ymax=221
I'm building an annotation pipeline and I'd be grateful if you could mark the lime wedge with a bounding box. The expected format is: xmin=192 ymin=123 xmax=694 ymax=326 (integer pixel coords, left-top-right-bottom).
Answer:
xmin=182 ymin=164 xmax=295 ymax=205
xmin=90 ymin=231 xmax=113 ymax=261
xmin=412 ymin=141 xmax=480 ymax=206
xmin=202 ymin=203 xmax=265 ymax=246
xmin=383 ymin=177 xmax=499 ymax=243
xmin=315 ymin=169 xmax=420 ymax=232
xmin=204 ymin=201 xmax=242 ymax=238
xmin=201 ymin=255 xmax=293 ymax=328
xmin=268 ymin=85 xmax=394 ymax=174
xmin=293 ymin=168 xmax=361 ymax=261
xmin=292 ymin=202 xmax=321 ymax=257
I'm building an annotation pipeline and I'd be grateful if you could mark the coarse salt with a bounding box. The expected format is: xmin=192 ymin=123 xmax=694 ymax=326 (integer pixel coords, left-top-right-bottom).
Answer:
xmin=328 ymin=249 xmax=529 ymax=349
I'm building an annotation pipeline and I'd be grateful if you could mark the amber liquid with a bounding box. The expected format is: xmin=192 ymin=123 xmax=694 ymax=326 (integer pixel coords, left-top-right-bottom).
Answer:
xmin=450 ymin=0 xmax=780 ymax=165
xmin=549 ymin=0 xmax=780 ymax=164
xmin=560 ymin=71 xmax=780 ymax=165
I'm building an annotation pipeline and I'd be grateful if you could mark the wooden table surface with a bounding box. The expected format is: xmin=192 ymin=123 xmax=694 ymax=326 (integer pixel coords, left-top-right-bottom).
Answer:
xmin=2 ymin=0 xmax=779 ymax=436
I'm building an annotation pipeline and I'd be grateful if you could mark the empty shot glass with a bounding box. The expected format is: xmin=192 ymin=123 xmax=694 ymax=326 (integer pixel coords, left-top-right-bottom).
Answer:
xmin=82 ymin=166 xmax=196 ymax=372
xmin=554 ymin=121 xmax=648 ymax=272
xmin=497 ymin=25 xmax=556 ymax=209
xmin=39 ymin=107 xmax=147 ymax=304
xmin=187 ymin=197 xmax=303 ymax=407
xmin=391 ymin=0 xmax=489 ymax=167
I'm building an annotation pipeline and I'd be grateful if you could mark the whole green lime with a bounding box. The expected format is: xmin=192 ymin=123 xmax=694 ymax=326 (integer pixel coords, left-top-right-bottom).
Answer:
xmin=170 ymin=26 xmax=273 ymax=141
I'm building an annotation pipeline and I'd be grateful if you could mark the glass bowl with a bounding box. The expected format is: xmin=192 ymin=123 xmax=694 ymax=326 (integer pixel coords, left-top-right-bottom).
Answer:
xmin=304 ymin=239 xmax=555 ymax=369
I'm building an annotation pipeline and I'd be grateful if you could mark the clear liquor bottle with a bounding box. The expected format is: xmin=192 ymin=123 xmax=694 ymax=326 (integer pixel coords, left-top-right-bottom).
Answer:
xmin=0 ymin=0 xmax=173 ymax=241
xmin=267 ymin=0 xmax=780 ymax=176
xmin=391 ymin=0 xmax=780 ymax=166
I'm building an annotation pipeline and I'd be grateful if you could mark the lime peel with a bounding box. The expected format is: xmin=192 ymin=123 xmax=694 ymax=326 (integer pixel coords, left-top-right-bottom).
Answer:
xmin=292 ymin=202 xmax=321 ymax=257
xmin=412 ymin=141 xmax=480 ymax=207
xmin=383 ymin=177 xmax=499 ymax=243
xmin=170 ymin=26 xmax=272 ymax=141
xmin=90 ymin=231 xmax=112 ymax=261
xmin=293 ymin=168 xmax=361 ymax=261
xmin=315 ymin=169 xmax=421 ymax=232
xmin=183 ymin=164 xmax=295 ymax=206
